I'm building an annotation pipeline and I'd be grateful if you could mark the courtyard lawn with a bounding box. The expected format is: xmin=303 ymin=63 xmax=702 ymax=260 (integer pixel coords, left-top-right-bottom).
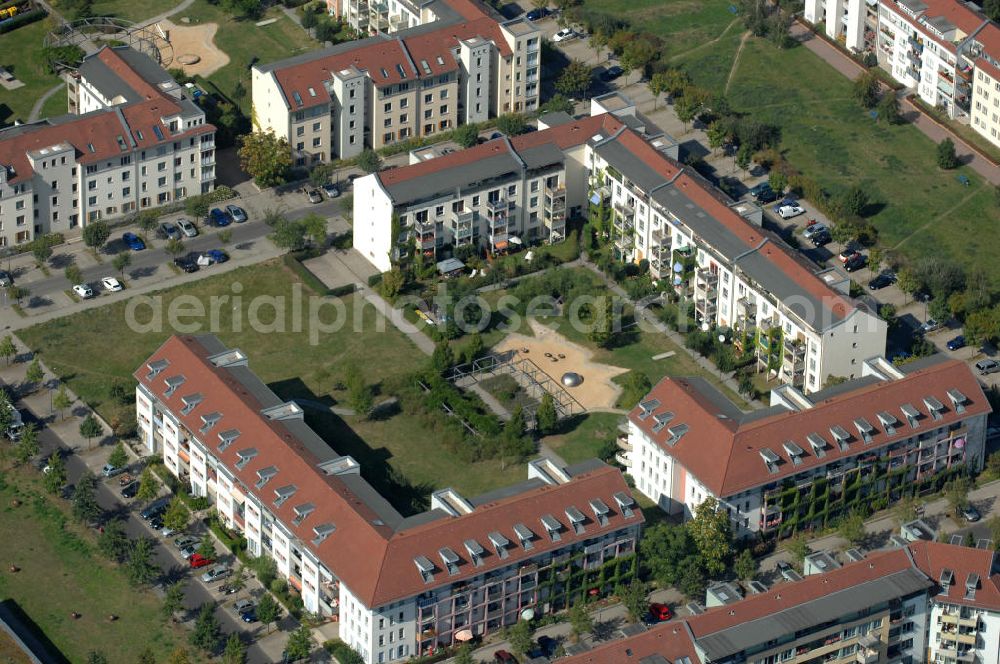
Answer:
xmin=673 ymin=35 xmax=1000 ymax=286
xmin=0 ymin=471 xmax=190 ymax=662
xmin=0 ymin=20 xmax=63 ymax=127
xmin=19 ymin=260 xmax=529 ymax=511
xmin=543 ymin=411 xmax=623 ymax=466
xmin=52 ymin=0 xmax=168 ymax=22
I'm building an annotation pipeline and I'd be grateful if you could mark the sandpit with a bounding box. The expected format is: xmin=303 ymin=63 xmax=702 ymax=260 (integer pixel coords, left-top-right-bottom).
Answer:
xmin=157 ymin=19 xmax=229 ymax=77
xmin=493 ymin=319 xmax=628 ymax=411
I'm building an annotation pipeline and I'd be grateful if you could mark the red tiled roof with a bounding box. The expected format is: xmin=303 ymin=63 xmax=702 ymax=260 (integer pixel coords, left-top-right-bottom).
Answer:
xmin=137 ymin=335 xmax=641 ymax=607
xmin=378 ymin=138 xmax=516 ymax=187
xmin=883 ymin=0 xmax=986 ymax=54
xmin=630 ymin=359 xmax=990 ymax=497
xmin=909 ymin=540 xmax=1000 ymax=611
xmin=510 ymin=113 xmax=623 ymax=151
xmin=560 ymin=621 xmax=702 ymax=664
xmin=96 ymin=47 xmax=165 ymax=102
xmin=976 ymin=55 xmax=1000 ymax=83
xmin=973 ymin=22 xmax=1000 ymax=57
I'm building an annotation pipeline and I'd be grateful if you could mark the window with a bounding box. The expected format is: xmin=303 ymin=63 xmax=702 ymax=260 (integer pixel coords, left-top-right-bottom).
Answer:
xmin=400 ymin=98 xmax=408 ymax=108
xmin=383 ymin=132 xmax=394 ymax=143
xmin=312 ymin=122 xmax=321 ymax=131
xmin=439 ymin=105 xmax=448 ymax=115
xmin=424 ymin=93 xmax=432 ymax=103
xmin=297 ymin=126 xmax=304 ymax=136
xmin=313 ymin=137 xmax=321 ymax=147
xmin=88 ymin=181 xmax=96 ymax=191
xmin=384 ymin=102 xmax=391 ymax=113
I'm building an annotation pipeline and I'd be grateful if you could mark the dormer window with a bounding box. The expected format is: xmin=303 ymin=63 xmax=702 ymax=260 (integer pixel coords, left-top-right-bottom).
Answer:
xmin=146 ymin=359 xmax=169 ymax=379
xmin=830 ymin=425 xmax=851 ymax=451
xmin=924 ymin=396 xmax=945 ymax=420
xmin=439 ymin=547 xmax=460 ymax=575
xmin=312 ymin=522 xmax=335 ymax=546
xmin=806 ymin=433 xmax=827 ymax=458
xmin=901 ymin=404 xmax=920 ymax=429
xmin=255 ymin=465 xmax=278 ymax=489
xmin=566 ymin=506 xmax=586 ymax=535
xmin=274 ymin=484 xmax=297 ymax=507
xmin=876 ymin=412 xmax=898 ymax=436
xmin=292 ymin=502 xmax=315 ymax=526
xmin=488 ymin=531 xmax=510 ymax=559
xmin=637 ymin=399 xmax=660 ymax=420
xmin=614 ymin=491 xmax=635 ymax=518
xmin=414 ymin=555 xmax=435 ymax=583
xmin=651 ymin=411 xmax=674 ymax=433
xmin=163 ymin=375 xmax=185 ymax=397
xmin=589 ymin=498 xmax=610 ymax=526
xmin=947 ymin=389 xmax=967 ymax=413
xmin=464 ymin=539 xmax=485 ymax=567
xmin=217 ymin=429 xmax=239 ymax=452
xmin=540 ymin=514 xmax=562 ymax=542
xmin=782 ymin=441 xmax=805 ymax=466
xmin=200 ymin=412 xmax=221 ymax=434
xmin=180 ymin=393 xmax=203 ymax=415
xmin=854 ymin=418 xmax=875 ymax=443
xmin=666 ymin=424 xmax=689 ymax=445
xmin=513 ymin=523 xmax=535 ymax=550
xmin=235 ymin=447 xmax=257 ymax=470
xmin=760 ymin=448 xmax=780 ymax=474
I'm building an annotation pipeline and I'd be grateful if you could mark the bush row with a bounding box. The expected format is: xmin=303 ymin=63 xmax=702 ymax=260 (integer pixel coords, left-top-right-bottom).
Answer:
xmin=0 ymin=7 xmax=45 ymax=34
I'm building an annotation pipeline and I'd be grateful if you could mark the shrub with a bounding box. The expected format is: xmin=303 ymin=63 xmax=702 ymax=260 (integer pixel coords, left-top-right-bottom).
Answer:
xmin=0 ymin=8 xmax=47 ymax=34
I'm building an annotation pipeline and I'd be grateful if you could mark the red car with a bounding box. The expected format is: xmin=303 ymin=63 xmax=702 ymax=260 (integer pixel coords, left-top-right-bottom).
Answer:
xmin=648 ymin=603 xmax=673 ymax=622
xmin=189 ymin=553 xmax=213 ymax=569
xmin=494 ymin=650 xmax=517 ymax=663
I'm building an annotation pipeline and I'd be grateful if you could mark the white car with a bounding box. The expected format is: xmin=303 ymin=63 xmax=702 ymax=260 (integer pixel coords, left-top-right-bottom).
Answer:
xmin=777 ymin=204 xmax=805 ymax=219
xmin=177 ymin=218 xmax=199 ymax=238
xmin=553 ymin=28 xmax=575 ymax=42
xmin=101 ymin=277 xmax=123 ymax=292
xmin=73 ymin=283 xmax=94 ymax=299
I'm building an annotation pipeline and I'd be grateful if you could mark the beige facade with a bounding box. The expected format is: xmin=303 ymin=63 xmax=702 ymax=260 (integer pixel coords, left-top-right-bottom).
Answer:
xmin=971 ymin=61 xmax=1000 ymax=148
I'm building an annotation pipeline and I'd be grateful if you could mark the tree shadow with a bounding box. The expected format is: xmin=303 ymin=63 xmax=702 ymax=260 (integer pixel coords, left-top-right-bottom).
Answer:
xmin=591 ymin=615 xmax=624 ymax=642
xmin=129 ymin=265 xmax=159 ymax=280
xmin=27 ymin=296 xmax=53 ymax=309
xmin=49 ymin=254 xmax=75 ymax=270
xmin=0 ymin=599 xmax=71 ymax=664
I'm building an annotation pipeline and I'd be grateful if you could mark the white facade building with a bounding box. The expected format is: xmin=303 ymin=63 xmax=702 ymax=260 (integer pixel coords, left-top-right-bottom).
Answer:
xmin=804 ymin=0 xmax=868 ymax=51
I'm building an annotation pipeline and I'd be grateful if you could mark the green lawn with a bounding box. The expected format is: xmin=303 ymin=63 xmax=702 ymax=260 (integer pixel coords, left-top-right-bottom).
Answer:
xmin=0 ymin=20 xmax=63 ymax=127
xmin=51 ymin=0 xmax=168 ymax=22
xmin=544 ymin=411 xmax=623 ymax=465
xmin=673 ymin=35 xmax=1000 ymax=286
xmin=0 ymin=471 xmax=191 ymax=662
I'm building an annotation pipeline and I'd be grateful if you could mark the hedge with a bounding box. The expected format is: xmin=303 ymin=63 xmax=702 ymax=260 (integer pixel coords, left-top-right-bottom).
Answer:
xmin=282 ymin=253 xmax=331 ymax=295
xmin=0 ymin=8 xmax=46 ymax=34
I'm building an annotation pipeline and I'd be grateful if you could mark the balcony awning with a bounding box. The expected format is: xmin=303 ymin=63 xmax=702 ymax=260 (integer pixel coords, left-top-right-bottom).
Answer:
xmin=494 ymin=240 xmax=509 ymax=251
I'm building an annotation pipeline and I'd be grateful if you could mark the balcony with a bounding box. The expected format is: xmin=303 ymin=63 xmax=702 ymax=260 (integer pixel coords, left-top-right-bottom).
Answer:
xmin=614 ymin=201 xmax=635 ymax=223
xmin=544 ymin=185 xmax=566 ymax=212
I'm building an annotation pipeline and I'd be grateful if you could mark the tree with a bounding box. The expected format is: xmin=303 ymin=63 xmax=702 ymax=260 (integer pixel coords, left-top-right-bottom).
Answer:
xmin=222 ymin=633 xmax=247 ymax=664
xmin=838 ymin=510 xmax=867 ymax=546
xmin=531 ymin=0 xmax=548 ymax=8
xmin=839 ymin=185 xmax=869 ymax=217
xmin=196 ymin=537 xmax=215 ymax=560
xmin=786 ymin=533 xmax=811 ymax=566
xmin=163 ymin=496 xmax=191 ymax=532
xmin=453 ymin=123 xmax=480 ymax=148
xmin=238 ymin=130 xmax=292 ymax=188
xmin=165 ymin=237 xmax=186 ymax=258
xmin=0 ymin=336 xmax=16 ymax=365
xmin=163 ymin=581 xmax=186 ymax=621
xmin=568 ymin=601 xmax=593 ymax=643
xmin=31 ymin=239 xmax=53 ymax=267
xmin=735 ymin=143 xmax=753 ymax=174
xmin=852 ymin=70 xmax=880 ymax=109
xmin=300 ymin=213 xmax=328 ymax=247
xmin=52 ymin=383 xmax=73 ymax=419
xmin=616 ymin=579 xmax=648 ymax=622
xmin=82 ymin=220 xmax=111 ymax=250
xmin=24 ymin=356 xmax=43 ymax=387
xmin=301 ymin=8 xmax=318 ymax=29
xmin=72 ymin=472 xmax=102 ymax=524
xmin=87 ymin=652 xmax=109 ymax=664
xmin=734 ymin=548 xmax=757 ymax=582
xmin=985 ymin=0 xmax=1000 ymax=22
xmin=621 ymin=40 xmax=655 ymax=85
xmin=185 ymin=195 xmax=209 ymax=221
xmin=112 ymin=251 xmax=132 ymax=279
xmin=14 ymin=424 xmax=39 ymax=466
xmin=453 ymin=644 xmax=475 ymax=664
xmin=431 ymin=341 xmax=454 ymax=373
xmin=43 ymin=452 xmax=66 ymax=494
xmin=937 ymin=137 xmax=960 ymax=169
xmin=945 ymin=475 xmax=972 ymax=513
xmin=107 ymin=441 xmax=128 ymax=469
xmin=379 ymin=268 xmax=405 ymax=299
xmin=893 ymin=494 xmax=919 ymax=526
xmin=507 ymin=619 xmax=534 ymax=656
xmin=65 ymin=264 xmax=83 ymax=286
xmin=136 ymin=466 xmax=160 ymax=503
xmin=256 ymin=593 xmax=280 ymax=634
xmin=639 ymin=522 xmax=698 ymax=586
xmin=344 ymin=364 xmax=374 ymax=417
xmin=190 ymin=602 xmax=222 ymax=653
xmin=588 ymin=296 xmax=615 ymax=347
xmin=674 ymin=89 xmax=704 ymax=131
xmin=99 ymin=520 xmax=131 ymax=562
xmin=495 ymin=113 xmax=528 ymax=136
xmin=877 ymin=92 xmax=901 ymax=124
xmin=677 ymin=556 xmax=707 ymax=600
xmin=687 ymin=497 xmax=732 ymax=576
xmin=648 ymin=71 xmax=668 ymax=110
xmin=285 ymin=624 xmax=315 ymax=661
xmin=136 ymin=211 xmax=159 ymax=239
xmin=268 ymin=219 xmax=308 ymax=251
xmin=79 ymin=414 xmax=103 ymax=447
xmin=357 ymin=148 xmax=382 ymax=174
xmin=535 ymin=392 xmax=558 ymax=435
xmin=555 ymin=60 xmax=592 ymax=98
xmin=127 ymin=537 xmax=159 ymax=586
xmin=464 ymin=331 xmax=484 ymax=364
xmin=251 ymin=554 xmax=278 ymax=587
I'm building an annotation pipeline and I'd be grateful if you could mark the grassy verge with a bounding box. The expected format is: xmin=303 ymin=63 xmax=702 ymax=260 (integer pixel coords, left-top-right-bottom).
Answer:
xmin=0 ymin=21 xmax=63 ymax=126
xmin=543 ymin=411 xmax=623 ymax=466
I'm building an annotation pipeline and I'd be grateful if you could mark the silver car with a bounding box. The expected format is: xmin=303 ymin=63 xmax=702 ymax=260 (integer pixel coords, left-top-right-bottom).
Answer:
xmin=201 ymin=564 xmax=230 ymax=583
xmin=177 ymin=218 xmax=199 ymax=238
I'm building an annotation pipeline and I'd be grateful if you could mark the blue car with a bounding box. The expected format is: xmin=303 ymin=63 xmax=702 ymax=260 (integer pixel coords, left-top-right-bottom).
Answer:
xmin=122 ymin=232 xmax=145 ymax=251
xmin=947 ymin=335 xmax=966 ymax=351
xmin=775 ymin=197 xmax=798 ymax=209
xmin=205 ymin=249 xmax=229 ymax=264
xmin=209 ymin=208 xmax=231 ymax=227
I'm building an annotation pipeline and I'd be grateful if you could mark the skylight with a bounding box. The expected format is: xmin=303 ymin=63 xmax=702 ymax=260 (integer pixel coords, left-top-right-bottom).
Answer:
xmin=152 ymin=126 xmax=164 ymax=141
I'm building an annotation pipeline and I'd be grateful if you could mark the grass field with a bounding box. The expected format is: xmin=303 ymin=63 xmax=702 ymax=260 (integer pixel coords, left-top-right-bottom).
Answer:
xmin=0 ymin=21 xmax=63 ymax=127
xmin=50 ymin=0 xmax=167 ymax=23
xmin=19 ymin=261 xmax=530 ymax=509
xmin=0 ymin=471 xmax=190 ymax=662
xmin=543 ymin=411 xmax=622 ymax=466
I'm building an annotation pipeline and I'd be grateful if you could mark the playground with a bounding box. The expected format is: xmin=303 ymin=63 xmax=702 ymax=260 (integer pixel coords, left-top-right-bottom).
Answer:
xmin=157 ymin=18 xmax=229 ymax=77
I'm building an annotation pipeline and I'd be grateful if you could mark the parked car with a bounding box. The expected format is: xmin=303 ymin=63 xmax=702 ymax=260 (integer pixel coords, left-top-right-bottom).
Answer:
xmin=802 ymin=223 xmax=828 ymax=239
xmin=239 ymin=607 xmax=257 ymax=623
xmin=810 ymin=231 xmax=832 ymax=247
xmin=149 ymin=515 xmax=164 ymax=531
xmin=776 ymin=560 xmax=792 ymax=574
xmin=122 ymin=232 xmax=146 ymax=251
xmin=645 ymin=602 xmax=673 ymax=624
xmin=868 ymin=272 xmax=895 ymax=290
xmin=73 ymin=283 xmax=94 ymax=299
xmin=600 ymin=65 xmax=623 ymax=81
xmin=179 ymin=544 xmax=199 ymax=560
xmin=494 ymin=650 xmax=517 ymax=664
xmin=140 ymin=500 xmax=168 ymax=521
xmin=175 ymin=535 xmax=201 ymax=550
xmin=160 ymin=524 xmax=178 ymax=537
xmin=322 ymin=182 xmax=340 ymax=199
xmin=961 ymin=504 xmax=981 ymax=522
xmin=756 ymin=188 xmax=778 ymax=203
xmin=920 ymin=318 xmax=941 ymax=334
xmin=525 ymin=7 xmax=547 ymax=20
xmin=201 ymin=249 xmax=229 ymax=265
xmin=844 ymin=254 xmax=866 ymax=272
xmin=102 ymin=463 xmax=125 ymax=478
xmin=233 ymin=598 xmax=254 ymax=615
xmin=774 ymin=197 xmax=798 ymax=209
xmin=101 ymin=276 xmax=123 ymax=292
xmin=177 ymin=218 xmax=198 ymax=238
xmin=749 ymin=182 xmax=772 ymax=198
xmin=307 ymin=189 xmax=323 ymax=204
xmin=552 ymin=27 xmax=575 ymax=42
xmin=201 ymin=564 xmax=230 ymax=583
xmin=947 ymin=335 xmax=966 ymax=351
xmin=208 ymin=208 xmax=231 ymax=227
xmin=777 ymin=204 xmax=805 ymax=219
xmin=838 ymin=248 xmax=860 ymax=263
xmin=226 ymin=204 xmax=247 ymax=223
xmin=975 ymin=359 xmax=1000 ymax=374
xmin=173 ymin=255 xmax=200 ymax=273
xmin=0 ymin=271 xmax=11 ymax=287
xmin=533 ymin=635 xmax=557 ymax=658
xmin=188 ymin=553 xmax=213 ymax=568
xmin=218 ymin=582 xmax=240 ymax=595
xmin=121 ymin=481 xmax=139 ymax=499
xmin=158 ymin=222 xmax=181 ymax=240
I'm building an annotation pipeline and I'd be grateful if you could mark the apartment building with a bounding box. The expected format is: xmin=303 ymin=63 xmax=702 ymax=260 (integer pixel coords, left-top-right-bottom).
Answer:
xmin=329 ymin=0 xmax=440 ymax=34
xmin=135 ymin=334 xmax=642 ymax=664
xmin=0 ymin=46 xmax=215 ymax=247
xmin=252 ymin=0 xmax=539 ymax=165
xmin=804 ymin=0 xmax=871 ymax=51
xmin=626 ymin=355 xmax=989 ymax=539
xmin=559 ymin=540 xmax=1000 ymax=664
